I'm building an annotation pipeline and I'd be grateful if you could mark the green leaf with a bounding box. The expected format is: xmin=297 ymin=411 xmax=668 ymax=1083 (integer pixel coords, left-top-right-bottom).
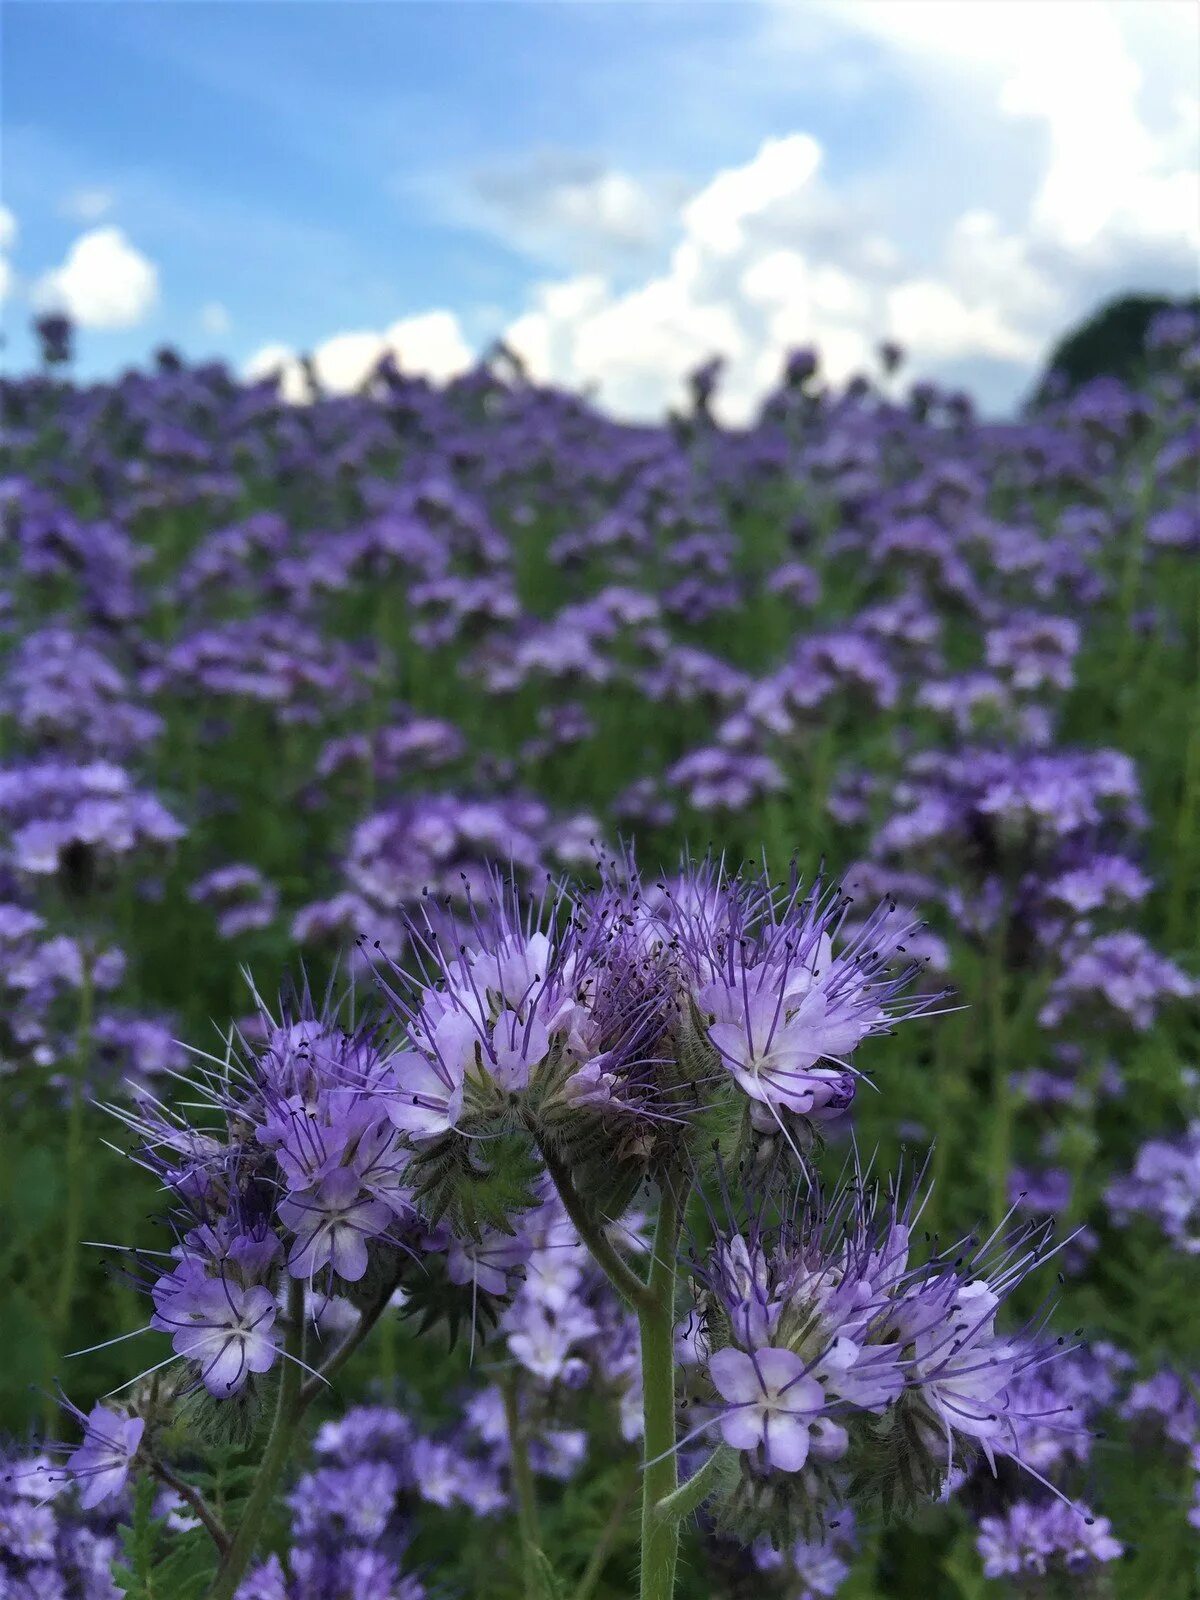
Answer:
xmin=111 ymin=1472 xmax=217 ymax=1600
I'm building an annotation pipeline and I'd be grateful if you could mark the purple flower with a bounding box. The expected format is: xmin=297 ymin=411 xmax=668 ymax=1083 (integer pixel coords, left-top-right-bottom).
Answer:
xmin=709 ymin=1346 xmax=832 ymax=1471
xmin=691 ymin=1160 xmax=1075 ymax=1501
xmin=666 ymin=747 xmax=785 ymax=813
xmin=673 ymin=867 xmax=940 ymax=1123
xmin=154 ymin=1275 xmax=279 ymax=1397
xmin=1107 ymin=1122 xmax=1200 ymax=1254
xmin=385 ymin=1013 xmax=470 ymax=1139
xmin=446 ymin=1229 xmax=531 ymax=1298
xmin=985 ymin=612 xmax=1080 ymax=692
xmin=64 ymin=1406 xmax=144 ymax=1509
xmin=1041 ymin=931 xmax=1193 ymax=1031
xmin=976 ymin=1498 xmax=1122 ymax=1579
xmin=278 ymin=1170 xmax=393 ymax=1282
xmin=190 ymin=864 xmax=280 ymax=938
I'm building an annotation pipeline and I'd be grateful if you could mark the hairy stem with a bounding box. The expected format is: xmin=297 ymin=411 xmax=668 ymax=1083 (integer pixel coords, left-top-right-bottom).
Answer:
xmin=501 ymin=1371 xmax=543 ymax=1600
xmin=538 ymin=1140 xmax=650 ymax=1311
xmin=651 ymin=1446 xmax=728 ymax=1527
xmin=299 ymin=1273 xmax=399 ymax=1407
xmin=638 ymin=1177 xmax=684 ymax=1600
xmin=204 ymin=1279 xmax=307 ymax=1600
xmin=986 ymin=933 xmax=1012 ymax=1231
xmin=147 ymin=1458 xmax=230 ymax=1557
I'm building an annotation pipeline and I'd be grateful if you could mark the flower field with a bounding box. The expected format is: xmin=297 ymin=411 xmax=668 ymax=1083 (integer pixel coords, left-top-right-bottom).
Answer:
xmin=1 ymin=323 xmax=1197 ymax=1600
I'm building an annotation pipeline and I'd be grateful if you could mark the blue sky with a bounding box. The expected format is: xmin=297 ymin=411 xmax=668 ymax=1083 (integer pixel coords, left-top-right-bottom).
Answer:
xmin=2 ymin=1 xmax=1197 ymax=419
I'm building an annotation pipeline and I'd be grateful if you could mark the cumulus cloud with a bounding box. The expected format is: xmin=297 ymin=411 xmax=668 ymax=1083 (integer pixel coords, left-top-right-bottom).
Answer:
xmin=885 ymin=278 xmax=1039 ymax=364
xmin=503 ymin=135 xmax=894 ymax=422
xmin=682 ymin=134 xmax=821 ymax=257
xmin=498 ymin=4 xmax=1199 ymax=421
xmin=246 ymin=0 xmax=1199 ymax=424
xmin=35 ymin=226 xmax=159 ymax=329
xmin=245 ymin=309 xmax=473 ymax=400
xmin=388 ymin=310 xmax=474 ymax=380
xmin=813 ymin=0 xmax=1200 ymax=263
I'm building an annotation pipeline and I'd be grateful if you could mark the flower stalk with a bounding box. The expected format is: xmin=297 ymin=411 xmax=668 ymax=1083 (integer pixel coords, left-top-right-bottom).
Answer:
xmin=651 ymin=1446 xmax=728 ymax=1527
xmin=48 ymin=946 xmax=94 ymax=1421
xmin=637 ymin=1176 xmax=684 ymax=1600
xmin=501 ymin=1371 xmax=543 ymax=1600
xmin=204 ymin=1279 xmax=307 ymax=1600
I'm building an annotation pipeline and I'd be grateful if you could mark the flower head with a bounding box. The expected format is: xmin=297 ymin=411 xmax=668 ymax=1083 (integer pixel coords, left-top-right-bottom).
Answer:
xmin=64 ymin=1404 xmax=145 ymax=1509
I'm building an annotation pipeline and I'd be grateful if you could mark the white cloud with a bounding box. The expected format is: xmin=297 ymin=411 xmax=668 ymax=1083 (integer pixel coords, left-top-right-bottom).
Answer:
xmin=386 ymin=310 xmax=473 ymax=382
xmin=200 ymin=301 xmax=232 ymax=336
xmin=806 ymin=0 xmax=1200 ymax=263
xmin=492 ymin=2 xmax=1198 ymax=421
xmin=62 ymin=188 xmax=115 ymax=223
xmin=0 ymin=206 xmax=15 ymax=304
xmin=994 ymin=4 xmax=1199 ymax=258
xmin=885 ymin=278 xmax=1039 ymax=363
xmin=244 ymin=309 xmax=473 ymax=401
xmin=502 ymin=136 xmax=888 ymax=422
xmin=682 ymin=134 xmax=821 ymax=256
xmin=243 ymin=342 xmax=310 ymax=403
xmin=35 ymin=226 xmax=159 ymax=329
xmin=245 ymin=0 xmax=1198 ymax=423
xmin=462 ymin=150 xmax=681 ymax=267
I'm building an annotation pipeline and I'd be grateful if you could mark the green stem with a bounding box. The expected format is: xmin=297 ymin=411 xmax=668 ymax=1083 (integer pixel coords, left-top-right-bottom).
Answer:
xmin=49 ymin=950 xmax=94 ymax=1401
xmin=377 ymin=1307 xmax=397 ymax=1398
xmin=1167 ymin=595 xmax=1200 ymax=948
xmin=651 ymin=1446 xmax=728 ymax=1526
xmin=925 ymin=1020 xmax=959 ymax=1238
xmin=638 ymin=1178 xmax=684 ymax=1600
xmin=299 ymin=1276 xmax=399 ymax=1407
xmin=204 ymin=1280 xmax=307 ymax=1600
xmin=501 ymin=1372 xmax=542 ymax=1600
xmin=986 ymin=936 xmax=1011 ymax=1231
xmin=571 ymin=1464 xmax=638 ymax=1600
xmin=147 ymin=1459 xmax=230 ymax=1557
xmin=538 ymin=1141 xmax=650 ymax=1311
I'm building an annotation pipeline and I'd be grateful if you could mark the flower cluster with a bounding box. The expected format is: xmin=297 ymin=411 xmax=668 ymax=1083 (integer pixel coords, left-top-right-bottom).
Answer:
xmin=683 ymin=1165 xmax=1069 ymax=1538
xmin=0 ymin=1440 xmax=124 ymax=1600
xmin=975 ymin=1498 xmax=1123 ymax=1585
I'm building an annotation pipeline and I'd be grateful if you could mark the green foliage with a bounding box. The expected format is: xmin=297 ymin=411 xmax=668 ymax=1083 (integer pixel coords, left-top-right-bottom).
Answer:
xmin=112 ymin=1474 xmax=216 ymax=1600
xmin=398 ymin=1247 xmax=506 ymax=1346
xmin=176 ymin=1375 xmax=272 ymax=1452
xmin=529 ymin=1546 xmax=568 ymax=1600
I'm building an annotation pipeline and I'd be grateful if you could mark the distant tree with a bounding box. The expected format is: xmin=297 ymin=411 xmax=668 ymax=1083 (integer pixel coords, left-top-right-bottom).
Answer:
xmin=1031 ymin=291 xmax=1200 ymax=406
